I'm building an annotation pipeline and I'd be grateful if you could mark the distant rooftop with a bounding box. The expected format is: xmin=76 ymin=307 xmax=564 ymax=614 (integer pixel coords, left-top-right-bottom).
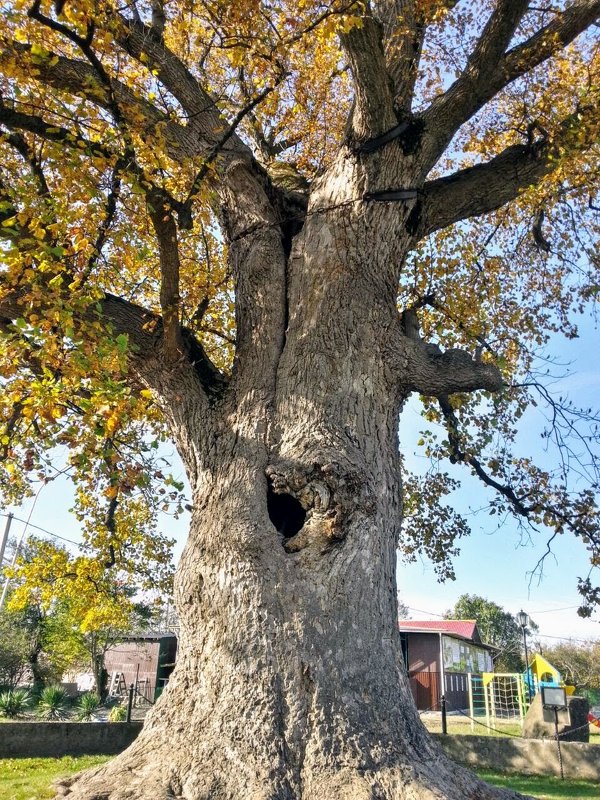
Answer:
xmin=120 ymin=630 xmax=178 ymax=641
xmin=398 ymin=619 xmax=485 ymax=644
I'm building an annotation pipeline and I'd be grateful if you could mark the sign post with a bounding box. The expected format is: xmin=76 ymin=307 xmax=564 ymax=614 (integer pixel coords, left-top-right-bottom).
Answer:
xmin=542 ymin=687 xmax=567 ymax=780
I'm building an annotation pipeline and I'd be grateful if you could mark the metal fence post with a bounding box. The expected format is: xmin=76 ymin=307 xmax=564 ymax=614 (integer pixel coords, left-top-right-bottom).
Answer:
xmin=441 ymin=694 xmax=447 ymax=735
xmin=126 ymin=683 xmax=134 ymax=723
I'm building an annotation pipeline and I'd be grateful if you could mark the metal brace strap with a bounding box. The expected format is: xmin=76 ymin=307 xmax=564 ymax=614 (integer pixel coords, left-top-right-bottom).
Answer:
xmin=356 ymin=120 xmax=411 ymax=154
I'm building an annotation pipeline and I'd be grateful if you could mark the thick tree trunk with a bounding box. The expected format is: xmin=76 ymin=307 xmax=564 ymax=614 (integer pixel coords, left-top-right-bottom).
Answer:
xmin=57 ymin=160 xmax=528 ymax=800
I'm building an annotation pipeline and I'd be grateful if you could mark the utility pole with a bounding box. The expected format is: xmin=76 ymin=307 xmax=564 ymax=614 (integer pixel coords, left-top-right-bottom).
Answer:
xmin=0 ymin=481 xmax=48 ymax=611
xmin=0 ymin=513 xmax=12 ymax=573
xmin=0 ymin=514 xmax=27 ymax=611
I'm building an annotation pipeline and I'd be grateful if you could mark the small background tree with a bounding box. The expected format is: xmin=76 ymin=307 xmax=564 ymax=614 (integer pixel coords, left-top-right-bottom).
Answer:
xmin=539 ymin=639 xmax=600 ymax=704
xmin=0 ymin=608 xmax=31 ymax=689
xmin=3 ymin=535 xmax=171 ymax=696
xmin=445 ymin=594 xmax=537 ymax=673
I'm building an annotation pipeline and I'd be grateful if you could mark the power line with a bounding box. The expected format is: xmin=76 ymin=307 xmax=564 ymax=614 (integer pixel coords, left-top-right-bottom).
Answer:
xmin=405 ymin=606 xmax=446 ymax=618
xmin=403 ymin=604 xmax=599 ymax=641
xmin=1 ymin=483 xmax=46 ymax=609
xmin=532 ymin=631 xmax=600 ymax=643
xmin=0 ymin=512 xmax=82 ymax=548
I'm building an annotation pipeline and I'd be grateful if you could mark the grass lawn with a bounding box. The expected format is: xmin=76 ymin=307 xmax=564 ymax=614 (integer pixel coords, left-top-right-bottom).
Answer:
xmin=1 ymin=757 xmax=599 ymax=799
xmin=421 ymin=714 xmax=600 ymax=743
xmin=0 ymin=756 xmax=111 ymax=800
xmin=478 ymin=770 xmax=600 ymax=799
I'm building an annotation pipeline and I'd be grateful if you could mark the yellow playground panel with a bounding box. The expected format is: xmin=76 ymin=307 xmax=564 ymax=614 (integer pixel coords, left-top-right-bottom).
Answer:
xmin=528 ymin=654 xmax=575 ymax=695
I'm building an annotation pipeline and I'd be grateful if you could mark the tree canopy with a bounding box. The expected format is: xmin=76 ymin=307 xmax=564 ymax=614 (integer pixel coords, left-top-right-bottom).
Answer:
xmin=0 ymin=0 xmax=599 ymax=610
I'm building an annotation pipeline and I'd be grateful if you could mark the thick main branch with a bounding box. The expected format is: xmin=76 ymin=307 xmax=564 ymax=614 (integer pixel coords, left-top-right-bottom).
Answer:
xmin=340 ymin=9 xmax=396 ymax=140
xmin=416 ymin=97 xmax=599 ymax=237
xmin=392 ymin=331 xmax=503 ymax=396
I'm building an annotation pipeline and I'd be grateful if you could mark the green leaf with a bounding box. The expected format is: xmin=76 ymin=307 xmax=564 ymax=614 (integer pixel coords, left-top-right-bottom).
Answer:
xmin=115 ymin=334 xmax=128 ymax=353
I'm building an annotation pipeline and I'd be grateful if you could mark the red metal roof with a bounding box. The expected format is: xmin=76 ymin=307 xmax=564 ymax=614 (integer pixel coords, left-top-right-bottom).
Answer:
xmin=398 ymin=619 xmax=480 ymax=642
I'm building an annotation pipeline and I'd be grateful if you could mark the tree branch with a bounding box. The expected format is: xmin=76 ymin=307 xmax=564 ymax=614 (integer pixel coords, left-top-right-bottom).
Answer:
xmin=416 ymin=139 xmax=550 ymax=237
xmin=4 ymin=129 xmax=50 ymax=198
xmin=2 ymin=12 xmax=294 ymax=415
xmin=375 ymin=0 xmax=459 ymax=114
xmin=437 ymin=396 xmax=600 ymax=559
xmin=415 ymin=97 xmax=598 ymax=238
xmin=0 ymin=100 xmax=191 ymax=229
xmin=111 ymin=13 xmax=241 ymax=143
xmin=81 ymin=161 xmax=123 ymax=283
xmin=0 ymin=64 xmax=283 ymax=413
xmin=0 ymin=277 xmax=225 ymax=404
xmin=405 ymin=341 xmax=503 ymax=395
xmin=339 ymin=8 xmax=397 ymax=140
xmin=437 ymin=394 xmax=531 ymax=516
xmin=146 ymin=188 xmax=183 ymax=360
xmin=503 ymin=0 xmax=600 ymax=87
xmin=1 ymin=32 xmax=294 ymax=231
xmin=420 ymin=0 xmax=600 ymax=169
xmin=392 ymin=311 xmax=503 ymax=395
xmin=0 ymin=40 xmax=199 ymax=161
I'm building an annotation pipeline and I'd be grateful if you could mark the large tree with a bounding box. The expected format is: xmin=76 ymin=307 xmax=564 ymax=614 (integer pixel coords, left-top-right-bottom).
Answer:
xmin=1 ymin=1 xmax=599 ymax=798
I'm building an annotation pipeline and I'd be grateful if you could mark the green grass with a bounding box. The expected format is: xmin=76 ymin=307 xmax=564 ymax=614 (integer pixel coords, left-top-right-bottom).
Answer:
xmin=1 ymin=757 xmax=599 ymax=799
xmin=422 ymin=715 xmax=600 ymax=743
xmin=0 ymin=756 xmax=111 ymax=800
xmin=478 ymin=770 xmax=600 ymax=799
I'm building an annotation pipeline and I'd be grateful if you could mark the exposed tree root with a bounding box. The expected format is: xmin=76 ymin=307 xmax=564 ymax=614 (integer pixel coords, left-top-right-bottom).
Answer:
xmin=54 ymin=740 xmax=533 ymax=800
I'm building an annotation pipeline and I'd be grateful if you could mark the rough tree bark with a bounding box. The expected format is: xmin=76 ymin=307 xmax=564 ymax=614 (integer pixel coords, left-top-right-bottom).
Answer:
xmin=1 ymin=2 xmax=598 ymax=798
xmin=55 ymin=152 xmax=520 ymax=800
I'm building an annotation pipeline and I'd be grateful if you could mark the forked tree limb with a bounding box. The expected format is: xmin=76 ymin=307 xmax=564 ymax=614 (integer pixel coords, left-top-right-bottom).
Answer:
xmin=422 ymin=0 xmax=530 ymax=138
xmin=375 ymin=0 xmax=425 ymax=114
xmin=420 ymin=0 xmax=600 ymax=169
xmin=339 ymin=8 xmax=397 ymax=140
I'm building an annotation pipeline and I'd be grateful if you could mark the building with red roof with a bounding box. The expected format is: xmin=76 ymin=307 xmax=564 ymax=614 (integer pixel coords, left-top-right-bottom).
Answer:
xmin=398 ymin=619 xmax=493 ymax=711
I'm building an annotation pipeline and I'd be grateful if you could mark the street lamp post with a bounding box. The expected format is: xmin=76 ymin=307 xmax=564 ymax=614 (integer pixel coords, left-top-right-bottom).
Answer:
xmin=516 ymin=609 xmax=532 ymax=703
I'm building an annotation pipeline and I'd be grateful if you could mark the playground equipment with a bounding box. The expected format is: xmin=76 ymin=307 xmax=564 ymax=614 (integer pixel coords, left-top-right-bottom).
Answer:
xmin=466 ymin=654 xmax=575 ymax=732
xmin=468 ymin=672 xmax=528 ymax=730
xmin=525 ymin=653 xmax=575 ymax=697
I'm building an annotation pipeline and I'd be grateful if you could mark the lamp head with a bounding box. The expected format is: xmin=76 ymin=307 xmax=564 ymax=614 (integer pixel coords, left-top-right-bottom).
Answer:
xmin=516 ymin=610 xmax=529 ymax=628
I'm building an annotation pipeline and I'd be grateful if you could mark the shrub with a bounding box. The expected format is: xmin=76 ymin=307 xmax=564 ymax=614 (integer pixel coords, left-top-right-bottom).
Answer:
xmin=108 ymin=703 xmax=127 ymax=722
xmin=76 ymin=692 xmax=101 ymax=721
xmin=36 ymin=685 xmax=70 ymax=720
xmin=0 ymin=688 xmax=31 ymax=718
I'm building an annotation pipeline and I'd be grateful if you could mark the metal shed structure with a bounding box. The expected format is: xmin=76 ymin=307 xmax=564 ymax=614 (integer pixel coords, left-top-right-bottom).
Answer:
xmin=104 ymin=632 xmax=177 ymax=703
